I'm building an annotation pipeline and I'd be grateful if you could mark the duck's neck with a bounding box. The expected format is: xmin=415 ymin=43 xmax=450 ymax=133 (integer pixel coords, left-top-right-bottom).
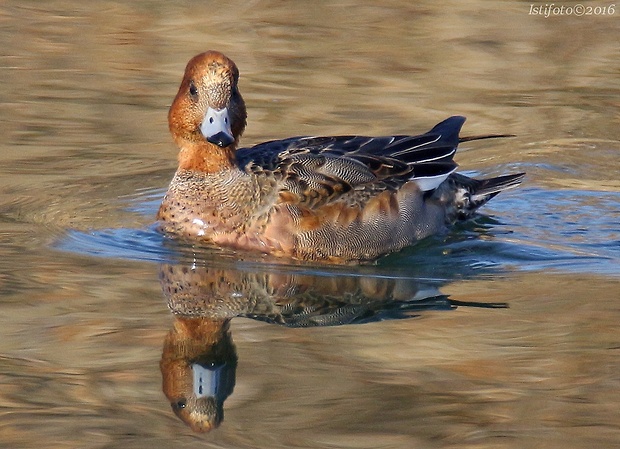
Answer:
xmin=177 ymin=142 xmax=236 ymax=173
xmin=172 ymin=317 xmax=231 ymax=352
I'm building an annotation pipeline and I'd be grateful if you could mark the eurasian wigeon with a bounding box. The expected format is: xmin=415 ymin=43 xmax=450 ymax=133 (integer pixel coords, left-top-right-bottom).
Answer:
xmin=158 ymin=51 xmax=525 ymax=263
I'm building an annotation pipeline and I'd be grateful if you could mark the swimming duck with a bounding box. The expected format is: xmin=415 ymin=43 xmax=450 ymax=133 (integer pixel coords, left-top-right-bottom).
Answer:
xmin=158 ymin=51 xmax=524 ymax=263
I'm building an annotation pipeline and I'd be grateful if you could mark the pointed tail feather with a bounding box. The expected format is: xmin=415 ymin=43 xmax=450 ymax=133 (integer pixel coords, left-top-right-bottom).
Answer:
xmin=470 ymin=172 xmax=525 ymax=201
xmin=449 ymin=172 xmax=525 ymax=221
xmin=459 ymin=134 xmax=515 ymax=143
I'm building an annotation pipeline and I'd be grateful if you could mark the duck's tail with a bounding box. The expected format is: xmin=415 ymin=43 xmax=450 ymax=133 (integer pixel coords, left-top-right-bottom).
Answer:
xmin=458 ymin=133 xmax=515 ymax=143
xmin=448 ymin=172 xmax=525 ymax=221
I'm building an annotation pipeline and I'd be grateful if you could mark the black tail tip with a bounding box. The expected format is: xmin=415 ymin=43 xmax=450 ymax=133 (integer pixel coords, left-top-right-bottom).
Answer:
xmin=473 ymin=172 xmax=526 ymax=199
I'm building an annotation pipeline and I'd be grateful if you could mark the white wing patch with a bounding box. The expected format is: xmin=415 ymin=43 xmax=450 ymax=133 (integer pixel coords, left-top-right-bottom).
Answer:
xmin=412 ymin=166 xmax=457 ymax=191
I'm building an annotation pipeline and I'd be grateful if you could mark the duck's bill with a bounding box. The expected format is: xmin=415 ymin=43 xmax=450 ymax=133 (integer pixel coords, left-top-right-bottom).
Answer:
xmin=201 ymin=106 xmax=234 ymax=147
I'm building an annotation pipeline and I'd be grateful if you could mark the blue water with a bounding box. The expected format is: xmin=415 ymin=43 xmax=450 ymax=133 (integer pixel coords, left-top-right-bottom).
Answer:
xmin=55 ymin=184 xmax=620 ymax=278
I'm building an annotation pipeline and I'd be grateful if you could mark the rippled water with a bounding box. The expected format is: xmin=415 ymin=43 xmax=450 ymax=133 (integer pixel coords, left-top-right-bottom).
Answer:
xmin=1 ymin=1 xmax=620 ymax=448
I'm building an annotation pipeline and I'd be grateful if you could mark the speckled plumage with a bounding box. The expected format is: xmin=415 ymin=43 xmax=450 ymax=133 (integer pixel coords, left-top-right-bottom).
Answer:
xmin=158 ymin=51 xmax=524 ymax=262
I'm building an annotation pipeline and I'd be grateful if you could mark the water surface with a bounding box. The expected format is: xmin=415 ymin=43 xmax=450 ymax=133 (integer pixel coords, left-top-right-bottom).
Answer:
xmin=1 ymin=1 xmax=619 ymax=448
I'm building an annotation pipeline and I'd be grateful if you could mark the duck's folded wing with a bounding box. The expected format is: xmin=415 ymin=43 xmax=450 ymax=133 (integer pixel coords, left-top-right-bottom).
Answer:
xmin=236 ymin=116 xmax=466 ymax=208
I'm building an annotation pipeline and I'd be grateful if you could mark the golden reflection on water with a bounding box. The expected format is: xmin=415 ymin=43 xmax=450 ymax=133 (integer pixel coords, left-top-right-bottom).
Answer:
xmin=1 ymin=0 xmax=620 ymax=448
xmin=158 ymin=259 xmax=507 ymax=433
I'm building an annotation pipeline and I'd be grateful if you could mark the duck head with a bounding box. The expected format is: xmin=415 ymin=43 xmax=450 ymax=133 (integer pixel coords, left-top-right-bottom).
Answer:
xmin=168 ymin=51 xmax=247 ymax=172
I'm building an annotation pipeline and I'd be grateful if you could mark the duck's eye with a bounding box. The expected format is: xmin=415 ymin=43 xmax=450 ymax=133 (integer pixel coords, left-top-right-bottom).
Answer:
xmin=174 ymin=399 xmax=187 ymax=410
xmin=188 ymin=81 xmax=198 ymax=99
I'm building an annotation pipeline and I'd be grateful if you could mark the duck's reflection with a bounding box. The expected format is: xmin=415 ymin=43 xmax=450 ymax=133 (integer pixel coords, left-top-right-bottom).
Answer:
xmin=160 ymin=316 xmax=236 ymax=432
xmin=158 ymin=259 xmax=506 ymax=432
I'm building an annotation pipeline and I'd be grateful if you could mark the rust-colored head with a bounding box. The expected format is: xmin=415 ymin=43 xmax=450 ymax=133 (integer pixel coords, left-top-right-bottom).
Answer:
xmin=168 ymin=51 xmax=247 ymax=171
xmin=160 ymin=317 xmax=237 ymax=433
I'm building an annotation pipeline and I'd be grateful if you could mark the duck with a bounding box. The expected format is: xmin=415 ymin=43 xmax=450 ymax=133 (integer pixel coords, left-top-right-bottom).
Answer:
xmin=158 ymin=51 xmax=525 ymax=263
